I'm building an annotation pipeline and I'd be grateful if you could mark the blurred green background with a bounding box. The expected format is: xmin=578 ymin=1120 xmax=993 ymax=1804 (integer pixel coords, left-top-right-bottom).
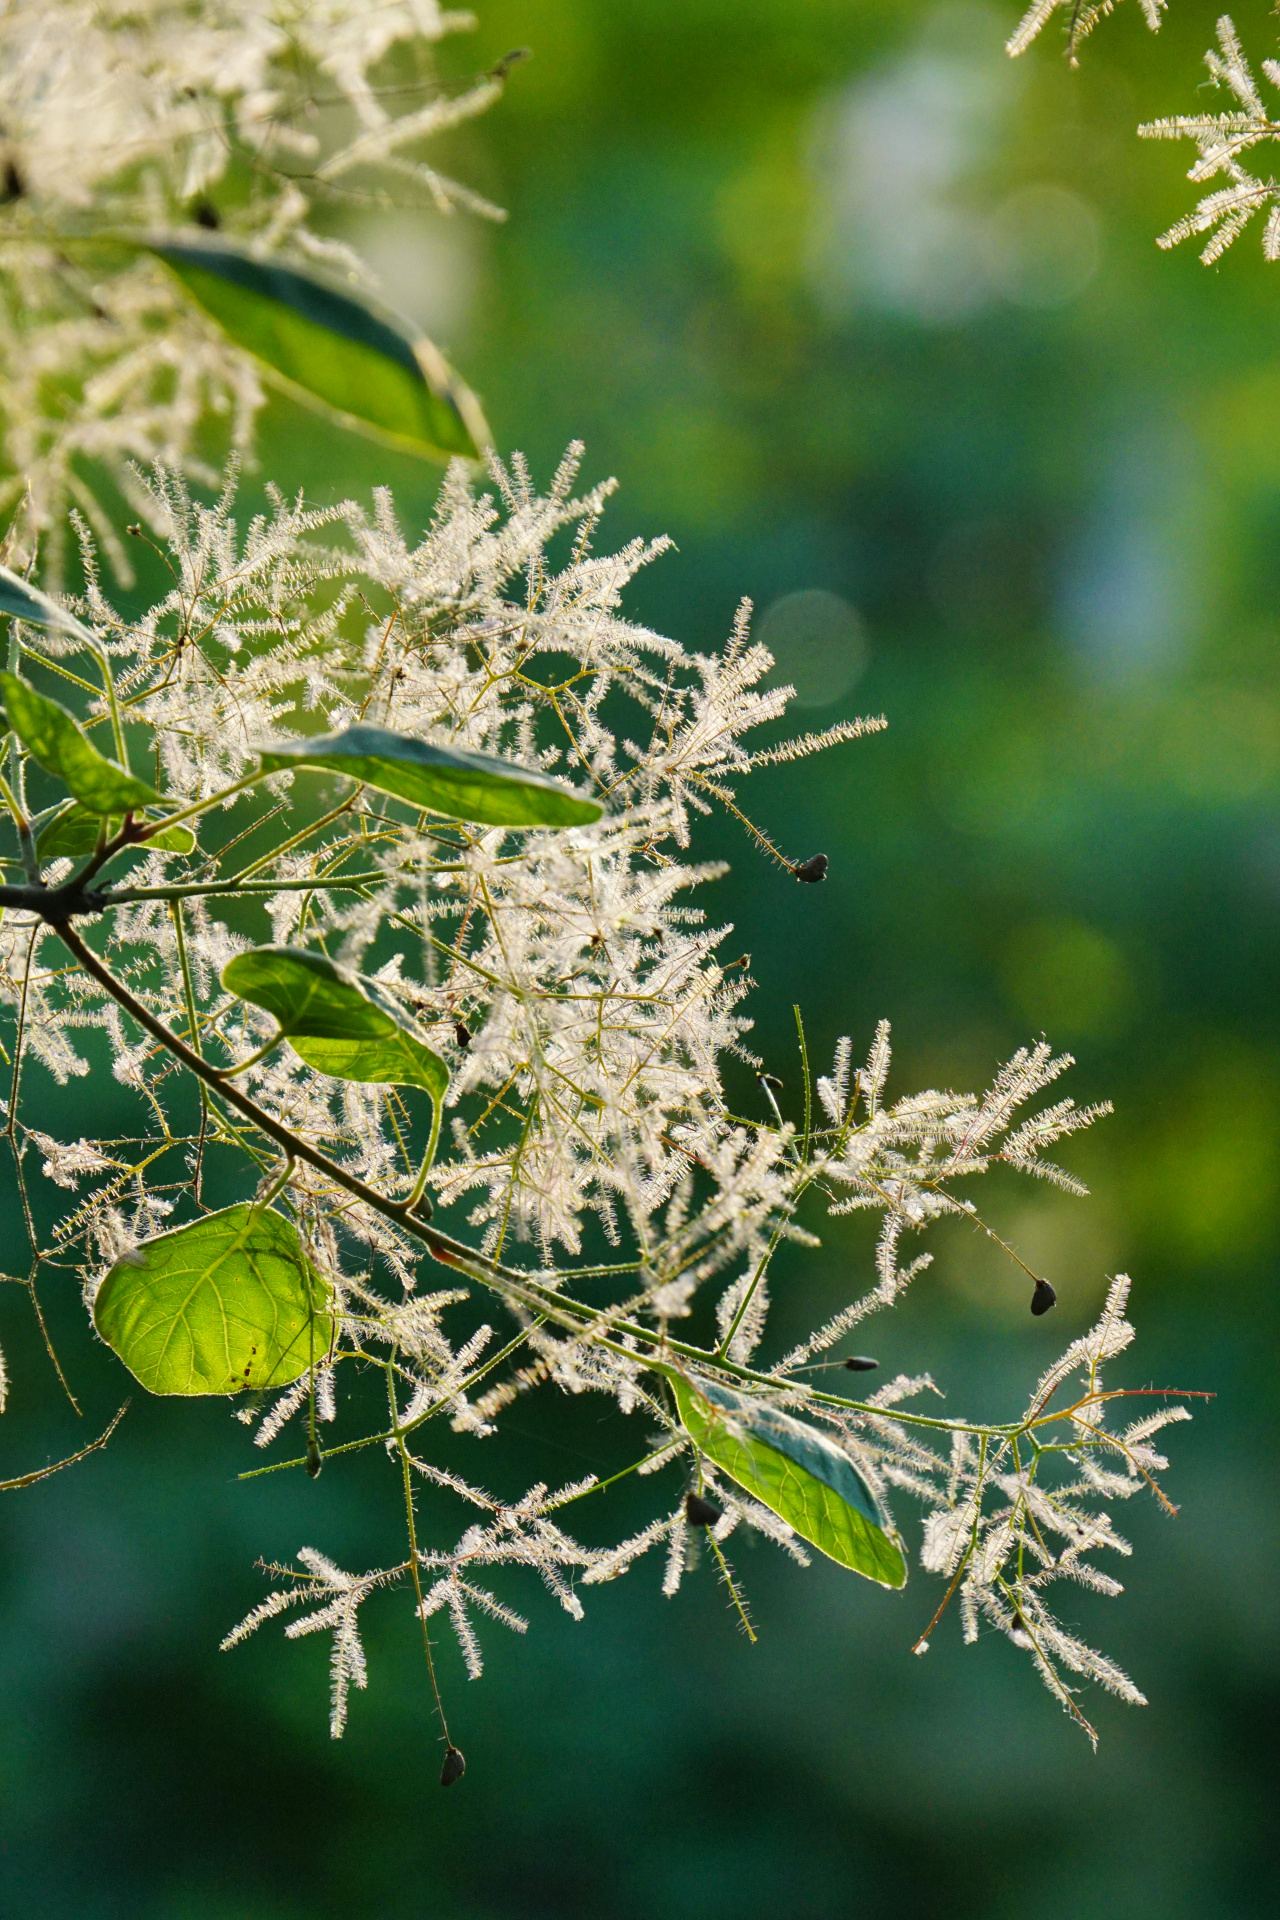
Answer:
xmin=2 ymin=1 xmax=1278 ymax=1914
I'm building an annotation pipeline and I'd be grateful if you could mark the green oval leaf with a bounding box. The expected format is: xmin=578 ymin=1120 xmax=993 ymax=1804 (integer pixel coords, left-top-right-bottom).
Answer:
xmin=256 ymin=723 xmax=603 ymax=829
xmin=0 ymin=800 xmax=194 ymax=866
xmin=0 ymin=562 xmax=97 ymax=646
xmin=672 ymin=1375 xmax=907 ymax=1588
xmin=151 ymin=243 xmax=488 ymax=462
xmin=221 ymin=945 xmax=448 ymax=1101
xmin=32 ymin=800 xmax=101 ymax=861
xmin=0 ymin=671 xmax=158 ymax=814
xmin=93 ymin=1203 xmax=333 ymax=1397
xmin=0 ymin=799 xmax=69 ymax=866
xmin=34 ymin=801 xmax=195 ymax=861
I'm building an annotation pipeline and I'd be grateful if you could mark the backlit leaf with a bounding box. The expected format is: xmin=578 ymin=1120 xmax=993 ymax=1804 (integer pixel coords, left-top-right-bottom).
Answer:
xmin=0 ymin=562 xmax=97 ymax=646
xmin=221 ymin=945 xmax=448 ymax=1101
xmin=0 ymin=671 xmax=158 ymax=813
xmin=256 ymin=722 xmax=603 ymax=829
xmin=152 ymin=243 xmax=488 ymax=462
xmin=93 ymin=1203 xmax=333 ymax=1397
xmin=35 ymin=801 xmax=195 ymax=860
xmin=672 ymin=1375 xmax=907 ymax=1588
xmin=0 ymin=800 xmax=67 ymax=866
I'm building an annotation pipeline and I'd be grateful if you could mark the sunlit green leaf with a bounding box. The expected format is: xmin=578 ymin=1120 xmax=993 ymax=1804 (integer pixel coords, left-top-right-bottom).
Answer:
xmin=0 ymin=671 xmax=158 ymax=814
xmin=672 ymin=1375 xmax=907 ymax=1588
xmin=34 ymin=801 xmax=195 ymax=861
xmin=0 ymin=562 xmax=97 ymax=647
xmin=151 ymin=243 xmax=489 ymax=462
xmin=93 ymin=1203 xmax=333 ymax=1397
xmin=0 ymin=800 xmax=66 ymax=866
xmin=256 ymin=723 xmax=603 ymax=829
xmin=0 ymin=803 xmax=195 ymax=865
xmin=221 ymin=945 xmax=448 ymax=1100
xmin=30 ymin=801 xmax=101 ymax=862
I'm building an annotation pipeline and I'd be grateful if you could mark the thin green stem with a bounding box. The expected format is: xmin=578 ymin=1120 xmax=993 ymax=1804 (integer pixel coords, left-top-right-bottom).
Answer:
xmin=386 ymin=1365 xmax=451 ymax=1747
xmin=221 ymin=1033 xmax=285 ymax=1078
xmin=550 ymin=1442 xmax=681 ymax=1507
xmin=0 ymin=1401 xmax=128 ymax=1490
xmin=133 ymin=770 xmax=264 ymax=838
xmin=794 ymin=1004 xmax=812 ymax=1165
xmin=223 ymin=795 xmax=362 ymax=883
xmin=101 ymin=871 xmax=390 ymax=906
xmin=257 ymin=1156 xmax=296 ymax=1208
xmin=0 ymin=769 xmax=37 ymax=880
xmin=236 ymin=1322 xmax=545 ymax=1479
xmin=405 ymin=1094 xmax=443 ymax=1212
xmin=90 ymin=645 xmax=129 ymax=769
xmin=0 ymin=769 xmax=24 ymax=827
xmin=169 ymin=899 xmax=209 ymax=1197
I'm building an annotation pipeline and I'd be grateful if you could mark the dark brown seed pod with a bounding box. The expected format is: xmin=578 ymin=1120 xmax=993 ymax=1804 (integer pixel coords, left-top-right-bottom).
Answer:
xmin=454 ymin=1022 xmax=472 ymax=1050
xmin=843 ymin=1355 xmax=879 ymax=1373
xmin=126 ymin=524 xmax=143 ymax=537
xmin=439 ymin=1745 xmax=466 ymax=1787
xmin=792 ymin=853 xmax=828 ymax=884
xmin=490 ymin=46 xmax=531 ymax=79
xmin=684 ymin=1491 xmax=722 ymax=1527
xmin=1030 ymin=1279 xmax=1057 ymax=1317
xmin=193 ymin=200 xmax=220 ymax=229
xmin=306 ymin=1436 xmax=322 ymax=1480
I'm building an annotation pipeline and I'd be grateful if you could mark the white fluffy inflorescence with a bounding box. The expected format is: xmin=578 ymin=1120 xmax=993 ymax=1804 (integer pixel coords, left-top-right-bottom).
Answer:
xmin=0 ymin=0 xmax=504 ymax=566
xmin=1005 ymin=0 xmax=1167 ymax=62
xmin=0 ymin=452 xmax=1187 ymax=1745
xmin=1008 ymin=1 xmax=1280 ymax=269
xmin=1138 ymin=15 xmax=1280 ymax=263
xmin=0 ymin=0 xmax=1192 ymax=1753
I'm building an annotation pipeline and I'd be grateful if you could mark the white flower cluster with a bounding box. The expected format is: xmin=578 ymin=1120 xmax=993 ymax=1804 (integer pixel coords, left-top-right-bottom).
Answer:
xmin=915 ymin=1275 xmax=1191 ymax=1745
xmin=0 ymin=0 xmax=1193 ymax=1756
xmin=1007 ymin=0 xmax=1280 ymax=271
xmin=0 ymin=0 xmax=503 ymax=562
xmin=0 ymin=452 xmax=1188 ymax=1741
xmin=1006 ymin=0 xmax=1166 ymax=61
xmin=224 ymin=1264 xmax=1186 ymax=1751
xmin=1138 ymin=15 xmax=1280 ymax=263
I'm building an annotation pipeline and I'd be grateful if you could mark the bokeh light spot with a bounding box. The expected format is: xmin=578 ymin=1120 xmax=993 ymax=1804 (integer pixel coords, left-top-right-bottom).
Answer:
xmin=757 ymin=588 xmax=868 ymax=707
xmin=985 ymin=183 xmax=1101 ymax=309
xmin=1002 ymin=917 xmax=1135 ymax=1041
